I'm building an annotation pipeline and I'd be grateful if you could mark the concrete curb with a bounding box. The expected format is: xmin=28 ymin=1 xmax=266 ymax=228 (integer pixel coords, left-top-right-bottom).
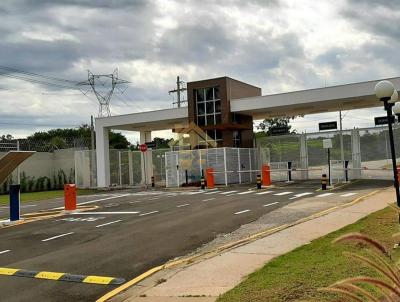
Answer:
xmin=96 ymin=187 xmax=385 ymax=302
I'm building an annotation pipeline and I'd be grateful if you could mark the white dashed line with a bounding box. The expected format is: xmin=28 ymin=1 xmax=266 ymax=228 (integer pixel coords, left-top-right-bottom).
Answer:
xmin=0 ymin=250 xmax=11 ymax=255
xmin=263 ymin=202 xmax=279 ymax=207
xmin=202 ymin=198 xmax=216 ymax=202
xmin=256 ymin=191 xmax=274 ymax=195
xmin=220 ymin=191 xmax=238 ymax=195
xmin=95 ymin=220 xmax=122 ymax=228
xmin=316 ymin=193 xmax=335 ymax=197
xmin=139 ymin=211 xmax=159 ymax=217
xmin=340 ymin=193 xmax=357 ymax=197
xmin=77 ymin=194 xmax=131 ymax=206
xmin=42 ymin=232 xmax=74 ymax=242
xmin=204 ymin=191 xmax=219 ymax=195
xmin=274 ymin=192 xmax=293 ymax=196
xmin=177 ymin=203 xmax=190 ymax=208
xmin=71 ymin=211 xmax=140 ymax=215
xmin=237 ymin=191 xmax=253 ymax=195
xmin=290 ymin=192 xmax=313 ymax=199
xmin=234 ymin=209 xmax=250 ymax=215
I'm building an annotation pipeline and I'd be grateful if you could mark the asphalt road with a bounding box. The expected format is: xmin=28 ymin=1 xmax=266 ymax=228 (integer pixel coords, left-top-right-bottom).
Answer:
xmin=0 ymin=180 xmax=390 ymax=302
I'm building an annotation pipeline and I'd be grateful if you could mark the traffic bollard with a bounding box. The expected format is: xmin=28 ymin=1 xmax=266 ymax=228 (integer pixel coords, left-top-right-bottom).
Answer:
xmin=256 ymin=175 xmax=262 ymax=189
xmin=9 ymin=185 xmax=21 ymax=222
xmin=206 ymin=168 xmax=215 ymax=189
xmin=321 ymin=174 xmax=328 ymax=190
xmin=201 ymin=176 xmax=206 ymax=190
xmin=262 ymin=165 xmax=271 ymax=186
xmin=64 ymin=184 xmax=77 ymax=211
xmin=151 ymin=176 xmax=155 ymax=188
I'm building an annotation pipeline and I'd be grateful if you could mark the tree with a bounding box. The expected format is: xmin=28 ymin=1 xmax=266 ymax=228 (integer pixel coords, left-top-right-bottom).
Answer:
xmin=152 ymin=137 xmax=173 ymax=149
xmin=25 ymin=125 xmax=130 ymax=150
xmin=257 ymin=117 xmax=296 ymax=136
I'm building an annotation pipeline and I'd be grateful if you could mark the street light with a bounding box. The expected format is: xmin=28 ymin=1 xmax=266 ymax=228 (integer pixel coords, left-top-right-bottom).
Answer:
xmin=375 ymin=80 xmax=400 ymax=206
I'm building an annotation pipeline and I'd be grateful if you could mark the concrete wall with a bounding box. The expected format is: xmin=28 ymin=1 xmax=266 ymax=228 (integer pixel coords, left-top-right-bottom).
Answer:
xmin=2 ymin=149 xmax=77 ymax=185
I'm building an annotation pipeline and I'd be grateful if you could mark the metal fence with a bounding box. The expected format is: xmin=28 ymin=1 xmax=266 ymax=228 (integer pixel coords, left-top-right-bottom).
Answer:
xmin=257 ymin=125 xmax=400 ymax=182
xmin=165 ymin=147 xmax=267 ymax=188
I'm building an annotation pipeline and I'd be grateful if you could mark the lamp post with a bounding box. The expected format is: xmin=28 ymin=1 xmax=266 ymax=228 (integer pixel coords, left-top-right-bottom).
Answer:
xmin=375 ymin=80 xmax=400 ymax=206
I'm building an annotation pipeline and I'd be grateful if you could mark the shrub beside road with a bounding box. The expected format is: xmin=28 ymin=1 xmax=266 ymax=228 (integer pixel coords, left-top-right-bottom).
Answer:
xmin=217 ymin=206 xmax=400 ymax=302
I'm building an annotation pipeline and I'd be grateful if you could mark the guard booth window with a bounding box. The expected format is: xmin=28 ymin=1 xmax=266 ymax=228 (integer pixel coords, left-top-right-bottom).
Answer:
xmin=195 ymin=86 xmax=221 ymax=126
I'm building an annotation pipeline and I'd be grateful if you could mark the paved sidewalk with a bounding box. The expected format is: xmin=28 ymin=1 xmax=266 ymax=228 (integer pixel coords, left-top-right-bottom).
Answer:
xmin=110 ymin=187 xmax=394 ymax=302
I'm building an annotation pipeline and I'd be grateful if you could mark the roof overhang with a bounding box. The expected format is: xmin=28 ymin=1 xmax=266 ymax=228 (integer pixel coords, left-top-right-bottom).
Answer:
xmin=231 ymin=77 xmax=400 ymax=119
xmin=95 ymin=107 xmax=189 ymax=131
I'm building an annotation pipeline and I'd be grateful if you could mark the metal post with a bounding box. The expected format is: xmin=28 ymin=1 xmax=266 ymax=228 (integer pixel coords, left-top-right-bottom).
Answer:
xmin=384 ymin=100 xmax=400 ymax=206
xmin=339 ymin=110 xmax=345 ymax=180
xmin=328 ymin=148 xmax=331 ymax=187
xmin=248 ymin=148 xmax=253 ymax=182
xmin=287 ymin=161 xmax=292 ymax=182
xmin=177 ymin=76 xmax=181 ymax=108
xmin=237 ymin=148 xmax=242 ymax=184
xmin=185 ymin=170 xmax=188 ymax=185
xmin=223 ymin=147 xmax=228 ymax=186
xmin=118 ymin=151 xmax=122 ymax=186
xmin=344 ymin=160 xmax=349 ymax=182
xmin=90 ymin=115 xmax=96 ymax=187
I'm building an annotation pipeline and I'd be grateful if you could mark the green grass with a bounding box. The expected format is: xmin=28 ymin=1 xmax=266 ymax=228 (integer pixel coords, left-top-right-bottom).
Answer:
xmin=217 ymin=206 xmax=400 ymax=302
xmin=0 ymin=189 xmax=99 ymax=205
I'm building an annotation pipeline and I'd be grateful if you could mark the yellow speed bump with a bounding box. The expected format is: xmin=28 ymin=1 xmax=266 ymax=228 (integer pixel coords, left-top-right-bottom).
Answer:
xmin=0 ymin=267 xmax=125 ymax=285
xmin=35 ymin=271 xmax=64 ymax=280
xmin=83 ymin=276 xmax=116 ymax=285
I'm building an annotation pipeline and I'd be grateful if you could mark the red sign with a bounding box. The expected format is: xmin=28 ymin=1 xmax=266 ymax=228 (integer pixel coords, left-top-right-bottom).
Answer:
xmin=139 ymin=144 xmax=148 ymax=152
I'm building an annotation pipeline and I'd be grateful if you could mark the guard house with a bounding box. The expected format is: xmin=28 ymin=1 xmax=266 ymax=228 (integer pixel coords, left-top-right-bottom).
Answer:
xmin=94 ymin=76 xmax=400 ymax=187
xmin=187 ymin=77 xmax=261 ymax=148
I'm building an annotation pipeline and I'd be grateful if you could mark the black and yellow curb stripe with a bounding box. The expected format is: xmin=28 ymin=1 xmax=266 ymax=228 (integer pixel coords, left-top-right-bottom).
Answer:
xmin=0 ymin=267 xmax=125 ymax=285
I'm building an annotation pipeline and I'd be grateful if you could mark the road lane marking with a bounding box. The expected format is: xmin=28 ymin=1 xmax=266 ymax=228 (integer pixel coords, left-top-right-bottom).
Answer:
xmin=96 ymin=220 xmax=122 ymax=228
xmin=316 ymin=193 xmax=335 ymax=197
xmin=237 ymin=191 xmax=253 ymax=195
xmin=71 ymin=211 xmax=139 ymax=215
xmin=256 ymin=191 xmax=274 ymax=195
xmin=77 ymin=194 xmax=131 ymax=206
xmin=41 ymin=232 xmax=74 ymax=242
xmin=289 ymin=192 xmax=313 ymax=199
xmin=177 ymin=204 xmax=190 ymax=208
xmin=0 ymin=267 xmax=125 ymax=285
xmin=226 ymin=194 xmax=236 ymax=197
xmin=220 ymin=191 xmax=238 ymax=195
xmin=186 ymin=191 xmax=203 ymax=195
xmin=139 ymin=211 xmax=159 ymax=217
xmin=204 ymin=191 xmax=219 ymax=195
xmin=341 ymin=192 xmax=357 ymax=197
xmin=202 ymin=198 xmax=216 ymax=201
xmin=274 ymin=192 xmax=293 ymax=196
xmin=263 ymin=202 xmax=279 ymax=207
xmin=0 ymin=250 xmax=11 ymax=255
xmin=234 ymin=209 xmax=250 ymax=215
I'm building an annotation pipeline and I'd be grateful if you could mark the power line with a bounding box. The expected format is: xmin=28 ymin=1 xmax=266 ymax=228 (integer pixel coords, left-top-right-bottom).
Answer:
xmin=0 ymin=66 xmax=79 ymax=84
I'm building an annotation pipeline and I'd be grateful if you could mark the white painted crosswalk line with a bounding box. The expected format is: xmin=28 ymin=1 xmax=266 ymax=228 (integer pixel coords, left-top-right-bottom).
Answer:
xmin=274 ymin=192 xmax=293 ymax=196
xmin=177 ymin=203 xmax=190 ymax=208
xmin=234 ymin=209 xmax=250 ymax=215
xmin=237 ymin=191 xmax=254 ymax=195
xmin=220 ymin=191 xmax=238 ymax=195
xmin=290 ymin=192 xmax=313 ymax=200
xmin=256 ymin=191 xmax=274 ymax=195
xmin=316 ymin=193 xmax=335 ymax=197
xmin=263 ymin=202 xmax=279 ymax=207
xmin=340 ymin=192 xmax=357 ymax=197
xmin=0 ymin=250 xmax=11 ymax=255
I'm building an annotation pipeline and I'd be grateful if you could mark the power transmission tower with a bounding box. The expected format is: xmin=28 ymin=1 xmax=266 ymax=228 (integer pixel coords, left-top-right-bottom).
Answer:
xmin=77 ymin=69 xmax=129 ymax=117
xmin=169 ymin=76 xmax=187 ymax=108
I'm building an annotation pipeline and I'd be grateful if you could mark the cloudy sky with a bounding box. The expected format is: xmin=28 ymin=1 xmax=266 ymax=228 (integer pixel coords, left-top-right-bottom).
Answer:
xmin=0 ymin=0 xmax=399 ymax=142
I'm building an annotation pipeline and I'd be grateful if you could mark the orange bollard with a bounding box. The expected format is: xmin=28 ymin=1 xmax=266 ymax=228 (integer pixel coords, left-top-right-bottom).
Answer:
xmin=262 ymin=164 xmax=271 ymax=187
xmin=206 ymin=168 xmax=215 ymax=189
xmin=64 ymin=184 xmax=77 ymax=211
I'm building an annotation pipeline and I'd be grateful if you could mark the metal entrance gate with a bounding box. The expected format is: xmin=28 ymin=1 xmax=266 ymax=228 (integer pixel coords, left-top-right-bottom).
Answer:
xmin=165 ymin=147 xmax=267 ymax=188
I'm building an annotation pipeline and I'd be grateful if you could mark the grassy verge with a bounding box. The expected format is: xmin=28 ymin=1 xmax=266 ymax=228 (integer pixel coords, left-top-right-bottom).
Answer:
xmin=217 ymin=206 xmax=400 ymax=302
xmin=0 ymin=189 xmax=99 ymax=205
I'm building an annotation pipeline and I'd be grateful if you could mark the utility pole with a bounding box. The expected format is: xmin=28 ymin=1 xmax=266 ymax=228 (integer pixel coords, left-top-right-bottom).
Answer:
xmin=169 ymin=76 xmax=187 ymax=108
